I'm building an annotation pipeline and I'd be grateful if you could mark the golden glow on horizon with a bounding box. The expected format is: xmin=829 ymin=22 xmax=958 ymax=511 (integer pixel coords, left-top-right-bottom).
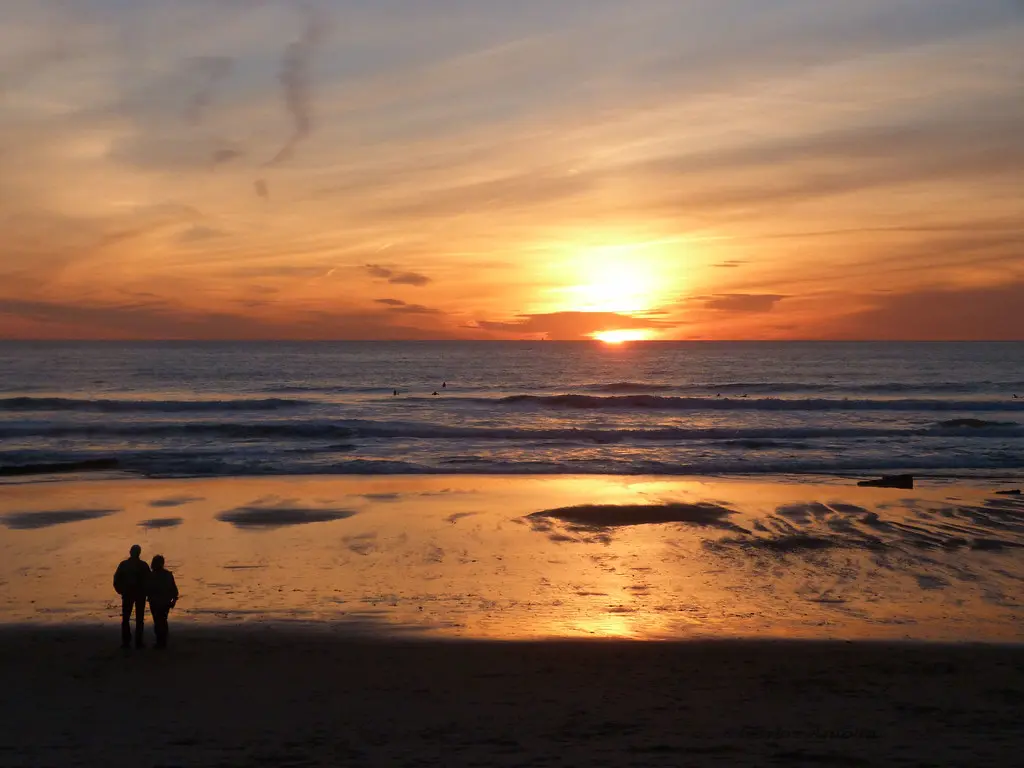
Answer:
xmin=570 ymin=611 xmax=643 ymax=638
xmin=593 ymin=329 xmax=652 ymax=344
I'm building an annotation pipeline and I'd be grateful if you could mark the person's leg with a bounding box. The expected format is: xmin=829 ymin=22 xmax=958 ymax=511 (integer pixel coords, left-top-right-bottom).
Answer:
xmin=134 ymin=594 xmax=146 ymax=648
xmin=150 ymin=603 xmax=162 ymax=647
xmin=153 ymin=604 xmax=169 ymax=648
xmin=120 ymin=595 xmax=132 ymax=648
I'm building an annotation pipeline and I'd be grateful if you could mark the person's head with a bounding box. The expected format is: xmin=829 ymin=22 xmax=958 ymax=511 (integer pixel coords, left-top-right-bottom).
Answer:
xmin=151 ymin=555 xmax=165 ymax=571
xmin=129 ymin=544 xmax=142 ymax=559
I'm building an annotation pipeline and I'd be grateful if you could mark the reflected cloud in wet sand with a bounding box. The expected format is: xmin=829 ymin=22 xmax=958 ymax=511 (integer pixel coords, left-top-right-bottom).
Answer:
xmin=525 ymin=502 xmax=748 ymax=544
xmin=149 ymin=496 xmax=204 ymax=508
xmin=138 ymin=517 xmax=184 ymax=530
xmin=1 ymin=508 xmax=118 ymax=530
xmin=216 ymin=502 xmax=356 ymax=529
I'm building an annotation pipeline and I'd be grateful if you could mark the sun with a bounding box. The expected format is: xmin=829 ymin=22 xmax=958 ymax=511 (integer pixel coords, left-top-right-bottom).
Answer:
xmin=593 ymin=329 xmax=651 ymax=344
xmin=559 ymin=244 xmax=667 ymax=314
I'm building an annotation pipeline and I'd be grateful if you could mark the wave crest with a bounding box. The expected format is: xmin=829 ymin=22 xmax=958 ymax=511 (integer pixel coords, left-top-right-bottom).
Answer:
xmin=0 ymin=396 xmax=310 ymax=413
xmin=498 ymin=394 xmax=1024 ymax=412
xmin=3 ymin=419 xmax=1022 ymax=443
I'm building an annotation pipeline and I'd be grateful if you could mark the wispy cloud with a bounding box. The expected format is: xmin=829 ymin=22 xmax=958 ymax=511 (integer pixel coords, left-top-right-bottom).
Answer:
xmin=476 ymin=311 xmax=676 ymax=340
xmin=699 ymin=294 xmax=788 ymax=313
xmin=267 ymin=8 xmax=327 ymax=165
xmin=823 ymin=281 xmax=1024 ymax=341
xmin=374 ymin=298 xmax=441 ymax=314
xmin=184 ymin=55 xmax=232 ymax=123
xmin=364 ymin=265 xmax=432 ymax=287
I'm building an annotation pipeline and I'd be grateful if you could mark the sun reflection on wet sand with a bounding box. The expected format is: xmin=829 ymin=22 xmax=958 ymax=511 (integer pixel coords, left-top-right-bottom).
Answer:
xmin=1 ymin=475 xmax=1023 ymax=641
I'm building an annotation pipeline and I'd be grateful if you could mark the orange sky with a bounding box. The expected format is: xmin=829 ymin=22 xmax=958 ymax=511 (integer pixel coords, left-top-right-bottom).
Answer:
xmin=2 ymin=0 xmax=1023 ymax=341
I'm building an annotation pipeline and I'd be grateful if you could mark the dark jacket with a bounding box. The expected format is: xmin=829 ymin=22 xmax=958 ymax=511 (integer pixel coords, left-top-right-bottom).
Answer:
xmin=113 ymin=557 xmax=151 ymax=596
xmin=147 ymin=569 xmax=178 ymax=605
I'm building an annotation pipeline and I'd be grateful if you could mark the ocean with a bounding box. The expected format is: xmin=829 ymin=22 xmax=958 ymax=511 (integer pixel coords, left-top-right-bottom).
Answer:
xmin=1 ymin=341 xmax=1022 ymax=481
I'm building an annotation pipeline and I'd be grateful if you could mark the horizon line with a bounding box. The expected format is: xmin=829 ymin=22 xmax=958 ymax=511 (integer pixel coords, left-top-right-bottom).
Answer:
xmin=1 ymin=338 xmax=1022 ymax=344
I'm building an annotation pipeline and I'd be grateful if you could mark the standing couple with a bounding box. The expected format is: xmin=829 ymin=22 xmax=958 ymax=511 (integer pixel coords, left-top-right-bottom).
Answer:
xmin=113 ymin=545 xmax=179 ymax=649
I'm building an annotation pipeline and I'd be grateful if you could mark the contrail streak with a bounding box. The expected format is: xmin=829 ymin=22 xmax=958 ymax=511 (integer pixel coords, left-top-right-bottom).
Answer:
xmin=267 ymin=9 xmax=327 ymax=165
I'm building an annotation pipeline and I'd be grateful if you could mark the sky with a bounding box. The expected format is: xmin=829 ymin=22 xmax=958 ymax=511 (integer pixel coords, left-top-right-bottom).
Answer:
xmin=1 ymin=0 xmax=1023 ymax=341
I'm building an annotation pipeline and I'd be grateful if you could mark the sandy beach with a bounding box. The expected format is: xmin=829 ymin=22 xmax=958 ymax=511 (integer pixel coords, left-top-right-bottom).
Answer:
xmin=1 ymin=627 xmax=1022 ymax=766
xmin=2 ymin=474 xmax=1023 ymax=765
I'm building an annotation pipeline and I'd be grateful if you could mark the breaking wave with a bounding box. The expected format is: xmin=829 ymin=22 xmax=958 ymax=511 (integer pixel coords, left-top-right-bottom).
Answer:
xmin=0 ymin=396 xmax=311 ymax=413
xmin=497 ymin=394 xmax=1024 ymax=412
xmin=4 ymin=451 xmax=1024 ymax=480
xmin=581 ymin=382 xmax=675 ymax=393
xmin=1 ymin=419 xmax=1021 ymax=443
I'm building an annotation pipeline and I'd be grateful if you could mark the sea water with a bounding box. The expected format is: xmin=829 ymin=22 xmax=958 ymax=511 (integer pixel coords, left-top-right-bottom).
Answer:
xmin=1 ymin=341 xmax=1022 ymax=480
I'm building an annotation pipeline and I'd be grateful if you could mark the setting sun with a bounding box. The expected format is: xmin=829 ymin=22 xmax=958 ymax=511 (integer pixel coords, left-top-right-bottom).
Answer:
xmin=549 ymin=242 xmax=683 ymax=316
xmin=572 ymin=255 xmax=654 ymax=313
xmin=592 ymin=329 xmax=652 ymax=344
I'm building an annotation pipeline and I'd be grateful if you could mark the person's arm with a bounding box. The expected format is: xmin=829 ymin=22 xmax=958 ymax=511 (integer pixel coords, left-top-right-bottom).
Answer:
xmin=169 ymin=574 xmax=178 ymax=606
xmin=113 ymin=563 xmax=123 ymax=595
xmin=141 ymin=563 xmax=151 ymax=598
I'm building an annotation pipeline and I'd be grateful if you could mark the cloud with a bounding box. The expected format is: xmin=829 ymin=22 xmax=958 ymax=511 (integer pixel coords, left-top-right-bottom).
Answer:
xmin=233 ymin=264 xmax=330 ymax=279
xmin=184 ymin=55 xmax=232 ymax=123
xmin=374 ymin=298 xmax=441 ymax=314
xmin=211 ymin=147 xmax=243 ymax=166
xmin=378 ymin=168 xmax=596 ymax=219
xmin=700 ymin=294 xmax=788 ymax=312
xmin=267 ymin=8 xmax=327 ymax=165
xmin=0 ymin=295 xmax=466 ymax=341
xmin=353 ymin=107 xmax=1024 ymax=233
xmin=476 ymin=311 xmax=675 ymax=340
xmin=824 ymin=281 xmax=1024 ymax=341
xmin=364 ymin=264 xmax=432 ymax=286
xmin=176 ymin=225 xmax=229 ymax=244
xmin=714 ymin=260 xmax=747 ymax=268
xmin=391 ymin=304 xmax=441 ymax=315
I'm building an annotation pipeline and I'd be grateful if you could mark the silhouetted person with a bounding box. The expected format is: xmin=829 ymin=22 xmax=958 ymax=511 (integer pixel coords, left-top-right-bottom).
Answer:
xmin=147 ymin=555 xmax=178 ymax=650
xmin=393 ymin=389 xmax=398 ymax=396
xmin=442 ymin=381 xmax=446 ymax=389
xmin=113 ymin=544 xmax=150 ymax=649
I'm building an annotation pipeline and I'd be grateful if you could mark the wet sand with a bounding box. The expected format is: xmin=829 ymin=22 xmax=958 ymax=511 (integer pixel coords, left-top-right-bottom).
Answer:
xmin=1 ymin=626 xmax=1022 ymax=766
xmin=2 ymin=474 xmax=1024 ymax=641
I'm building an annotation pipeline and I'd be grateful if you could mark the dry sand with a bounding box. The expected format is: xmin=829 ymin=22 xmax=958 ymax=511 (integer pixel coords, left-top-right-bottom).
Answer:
xmin=0 ymin=627 xmax=1022 ymax=767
